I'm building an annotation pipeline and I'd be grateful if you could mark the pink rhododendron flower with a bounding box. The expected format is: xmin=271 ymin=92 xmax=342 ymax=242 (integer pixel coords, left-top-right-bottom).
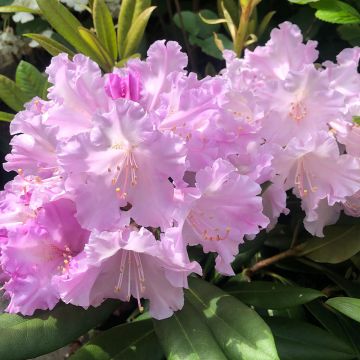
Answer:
xmin=55 ymin=227 xmax=200 ymax=319
xmin=178 ymin=159 xmax=268 ymax=275
xmin=1 ymin=198 xmax=89 ymax=315
xmin=105 ymin=71 xmax=141 ymax=102
xmin=59 ymin=99 xmax=186 ymax=230
xmin=2 ymin=25 xmax=360 ymax=320
xmin=272 ymin=131 xmax=360 ymax=233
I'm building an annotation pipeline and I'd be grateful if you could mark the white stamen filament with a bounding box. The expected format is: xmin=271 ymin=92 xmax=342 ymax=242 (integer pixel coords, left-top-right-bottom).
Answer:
xmin=295 ymin=159 xmax=318 ymax=197
xmin=114 ymin=250 xmax=146 ymax=312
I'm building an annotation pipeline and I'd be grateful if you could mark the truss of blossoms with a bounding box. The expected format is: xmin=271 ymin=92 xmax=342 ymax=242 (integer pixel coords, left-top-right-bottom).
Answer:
xmin=1 ymin=22 xmax=360 ymax=320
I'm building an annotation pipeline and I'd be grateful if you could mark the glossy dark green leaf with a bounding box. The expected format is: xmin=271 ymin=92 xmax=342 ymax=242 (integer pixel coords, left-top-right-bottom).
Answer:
xmin=298 ymin=224 xmax=360 ymax=263
xmin=187 ymin=277 xmax=279 ymax=360
xmin=0 ymin=300 xmax=119 ymax=360
xmin=327 ymin=297 xmax=360 ymax=323
xmin=265 ymin=317 xmax=355 ymax=360
xmin=0 ymin=75 xmax=29 ymax=111
xmin=338 ymin=24 xmax=360 ymax=46
xmin=24 ymin=33 xmax=75 ymax=57
xmin=153 ymin=300 xmax=227 ymax=360
xmin=93 ymin=0 xmax=117 ymax=60
xmin=71 ymin=319 xmax=162 ymax=360
xmin=15 ymin=61 xmax=48 ymax=99
xmin=307 ymin=300 xmax=360 ymax=358
xmin=225 ymin=281 xmax=325 ymax=309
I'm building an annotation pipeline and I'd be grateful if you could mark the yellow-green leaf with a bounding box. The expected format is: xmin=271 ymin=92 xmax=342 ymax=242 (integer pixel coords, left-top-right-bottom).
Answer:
xmin=117 ymin=0 xmax=136 ymax=57
xmin=327 ymin=297 xmax=360 ymax=323
xmin=78 ymin=27 xmax=114 ymax=72
xmin=0 ymin=5 xmax=41 ymax=14
xmin=24 ymin=33 xmax=75 ymax=57
xmin=36 ymin=0 xmax=97 ymax=59
xmin=0 ymin=111 xmax=14 ymax=122
xmin=122 ymin=6 xmax=156 ymax=58
xmin=93 ymin=0 xmax=117 ymax=60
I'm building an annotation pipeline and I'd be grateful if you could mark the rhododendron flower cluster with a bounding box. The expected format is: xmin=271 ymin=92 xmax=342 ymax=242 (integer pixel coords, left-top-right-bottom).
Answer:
xmin=1 ymin=22 xmax=360 ymax=319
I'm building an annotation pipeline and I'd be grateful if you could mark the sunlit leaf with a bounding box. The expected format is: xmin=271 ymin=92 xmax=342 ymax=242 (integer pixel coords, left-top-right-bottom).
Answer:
xmin=187 ymin=278 xmax=279 ymax=360
xmin=153 ymin=301 xmax=227 ymax=360
xmin=327 ymin=297 xmax=360 ymax=323
xmin=311 ymin=0 xmax=360 ymax=24
xmin=0 ymin=111 xmax=13 ymax=122
xmin=24 ymin=33 xmax=75 ymax=57
xmin=122 ymin=6 xmax=156 ymax=58
xmin=0 ymin=301 xmax=119 ymax=360
xmin=93 ymin=0 xmax=117 ymax=60
xmin=0 ymin=5 xmax=41 ymax=13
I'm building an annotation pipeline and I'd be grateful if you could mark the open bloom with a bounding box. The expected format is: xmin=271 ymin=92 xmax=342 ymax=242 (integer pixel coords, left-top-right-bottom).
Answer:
xmin=59 ymin=99 xmax=186 ymax=231
xmin=1 ymin=199 xmax=89 ymax=315
xmin=178 ymin=159 xmax=268 ymax=275
xmin=272 ymin=131 xmax=360 ymax=233
xmin=55 ymin=227 xmax=200 ymax=320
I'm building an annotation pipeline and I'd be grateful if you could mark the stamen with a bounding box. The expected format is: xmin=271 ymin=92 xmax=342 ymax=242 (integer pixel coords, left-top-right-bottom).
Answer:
xmin=289 ymin=101 xmax=307 ymax=122
xmin=187 ymin=210 xmax=231 ymax=242
xmin=295 ymin=159 xmax=318 ymax=197
xmin=114 ymin=250 xmax=146 ymax=312
xmin=110 ymin=151 xmax=138 ymax=198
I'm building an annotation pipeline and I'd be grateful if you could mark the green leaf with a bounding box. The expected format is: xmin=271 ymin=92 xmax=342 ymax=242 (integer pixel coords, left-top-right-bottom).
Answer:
xmin=122 ymin=6 xmax=156 ymax=58
xmin=36 ymin=0 xmax=99 ymax=60
xmin=338 ymin=24 xmax=360 ymax=46
xmin=225 ymin=281 xmax=325 ymax=309
xmin=174 ymin=10 xmax=221 ymax=39
xmin=93 ymin=0 xmax=117 ymax=60
xmin=0 ymin=5 xmax=41 ymax=13
xmin=24 ymin=33 xmax=75 ymax=57
xmin=0 ymin=75 xmax=30 ymax=111
xmin=189 ymin=33 xmax=233 ymax=60
xmin=187 ymin=277 xmax=279 ymax=360
xmin=78 ymin=27 xmax=114 ymax=71
xmin=288 ymin=0 xmax=320 ymax=4
xmin=117 ymin=0 xmax=136 ymax=57
xmin=153 ymin=300 xmax=227 ymax=360
xmin=0 ymin=111 xmax=14 ymax=122
xmin=71 ymin=319 xmax=163 ymax=360
xmin=327 ymin=297 xmax=360 ymax=323
xmin=265 ymin=317 xmax=355 ymax=360
xmin=298 ymin=224 xmax=360 ymax=263
xmin=15 ymin=61 xmax=48 ymax=100
xmin=258 ymin=11 xmax=276 ymax=39
xmin=0 ymin=300 xmax=119 ymax=360
xmin=311 ymin=0 xmax=360 ymax=24
xmin=217 ymin=0 xmax=239 ymax=26
xmin=132 ymin=0 xmax=151 ymax=21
